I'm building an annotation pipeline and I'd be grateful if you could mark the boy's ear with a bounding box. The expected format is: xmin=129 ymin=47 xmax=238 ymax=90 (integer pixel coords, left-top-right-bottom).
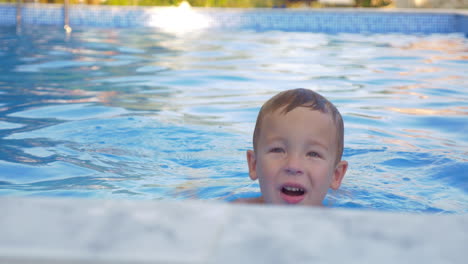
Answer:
xmin=246 ymin=150 xmax=258 ymax=181
xmin=330 ymin=160 xmax=348 ymax=190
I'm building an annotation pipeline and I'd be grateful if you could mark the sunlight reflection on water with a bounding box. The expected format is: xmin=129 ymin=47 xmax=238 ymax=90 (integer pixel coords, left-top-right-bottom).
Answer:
xmin=147 ymin=1 xmax=211 ymax=34
xmin=0 ymin=24 xmax=467 ymax=213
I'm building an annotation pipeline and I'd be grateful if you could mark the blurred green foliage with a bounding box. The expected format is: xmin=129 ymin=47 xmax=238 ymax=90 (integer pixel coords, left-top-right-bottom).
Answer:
xmin=355 ymin=0 xmax=392 ymax=7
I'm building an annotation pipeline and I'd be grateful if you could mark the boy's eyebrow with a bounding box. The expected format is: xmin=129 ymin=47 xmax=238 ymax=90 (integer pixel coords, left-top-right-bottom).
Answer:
xmin=305 ymin=139 xmax=329 ymax=151
xmin=263 ymin=137 xmax=330 ymax=151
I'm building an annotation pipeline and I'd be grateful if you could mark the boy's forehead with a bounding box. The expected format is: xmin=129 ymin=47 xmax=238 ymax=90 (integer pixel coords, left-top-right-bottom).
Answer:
xmin=266 ymin=106 xmax=331 ymax=121
xmin=257 ymin=109 xmax=337 ymax=153
xmin=261 ymin=107 xmax=335 ymax=132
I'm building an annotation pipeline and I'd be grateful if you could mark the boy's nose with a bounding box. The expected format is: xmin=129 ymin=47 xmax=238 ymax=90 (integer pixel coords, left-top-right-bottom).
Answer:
xmin=285 ymin=167 xmax=303 ymax=175
xmin=284 ymin=155 xmax=303 ymax=175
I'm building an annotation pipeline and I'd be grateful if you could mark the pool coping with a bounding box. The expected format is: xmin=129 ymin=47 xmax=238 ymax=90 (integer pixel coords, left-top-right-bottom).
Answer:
xmin=1 ymin=196 xmax=467 ymax=264
xmin=1 ymin=3 xmax=467 ymax=34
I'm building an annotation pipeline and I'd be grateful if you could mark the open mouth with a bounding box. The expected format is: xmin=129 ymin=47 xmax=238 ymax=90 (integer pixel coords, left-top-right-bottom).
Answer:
xmin=281 ymin=186 xmax=306 ymax=196
xmin=280 ymin=184 xmax=307 ymax=204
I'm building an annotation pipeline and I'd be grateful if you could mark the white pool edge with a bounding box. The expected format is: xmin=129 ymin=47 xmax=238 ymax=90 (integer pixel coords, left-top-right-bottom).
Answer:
xmin=1 ymin=196 xmax=467 ymax=264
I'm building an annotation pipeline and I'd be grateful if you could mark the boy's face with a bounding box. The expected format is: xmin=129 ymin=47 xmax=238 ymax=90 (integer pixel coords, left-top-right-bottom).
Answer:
xmin=247 ymin=106 xmax=347 ymax=206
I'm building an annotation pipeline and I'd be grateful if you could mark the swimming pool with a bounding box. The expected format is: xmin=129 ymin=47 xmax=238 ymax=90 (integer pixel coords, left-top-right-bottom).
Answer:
xmin=0 ymin=5 xmax=467 ymax=214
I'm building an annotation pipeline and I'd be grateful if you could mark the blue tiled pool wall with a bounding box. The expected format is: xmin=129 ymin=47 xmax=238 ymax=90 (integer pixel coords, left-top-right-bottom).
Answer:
xmin=0 ymin=3 xmax=467 ymax=34
xmin=457 ymin=13 xmax=468 ymax=33
xmin=0 ymin=4 xmax=15 ymax=26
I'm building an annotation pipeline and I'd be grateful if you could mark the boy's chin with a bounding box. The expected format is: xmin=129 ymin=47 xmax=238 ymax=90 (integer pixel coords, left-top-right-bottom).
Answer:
xmin=274 ymin=194 xmax=325 ymax=206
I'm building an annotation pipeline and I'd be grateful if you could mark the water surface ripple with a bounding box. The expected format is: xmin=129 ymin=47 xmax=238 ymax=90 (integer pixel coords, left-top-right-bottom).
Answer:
xmin=0 ymin=25 xmax=467 ymax=213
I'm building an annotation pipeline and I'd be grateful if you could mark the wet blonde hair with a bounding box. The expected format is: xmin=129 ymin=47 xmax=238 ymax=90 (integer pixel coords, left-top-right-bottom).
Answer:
xmin=252 ymin=88 xmax=344 ymax=164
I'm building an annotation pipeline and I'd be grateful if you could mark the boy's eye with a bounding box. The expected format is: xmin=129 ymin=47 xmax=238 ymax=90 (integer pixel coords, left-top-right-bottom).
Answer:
xmin=307 ymin=151 xmax=320 ymax=158
xmin=270 ymin=147 xmax=284 ymax=153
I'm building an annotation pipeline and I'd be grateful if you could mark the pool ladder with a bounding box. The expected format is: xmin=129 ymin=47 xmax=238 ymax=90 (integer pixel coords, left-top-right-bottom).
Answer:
xmin=16 ymin=0 xmax=72 ymax=33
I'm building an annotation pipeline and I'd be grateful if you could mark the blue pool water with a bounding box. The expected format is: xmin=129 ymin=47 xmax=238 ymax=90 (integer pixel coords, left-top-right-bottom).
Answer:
xmin=0 ymin=24 xmax=467 ymax=213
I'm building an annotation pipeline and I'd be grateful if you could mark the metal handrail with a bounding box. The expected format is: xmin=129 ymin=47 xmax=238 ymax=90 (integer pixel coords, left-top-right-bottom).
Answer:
xmin=15 ymin=0 xmax=71 ymax=33
xmin=64 ymin=0 xmax=72 ymax=33
xmin=16 ymin=0 xmax=21 ymax=28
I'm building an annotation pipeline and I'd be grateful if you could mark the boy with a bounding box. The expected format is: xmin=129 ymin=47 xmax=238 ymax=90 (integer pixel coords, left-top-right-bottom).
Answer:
xmin=238 ymin=88 xmax=348 ymax=206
